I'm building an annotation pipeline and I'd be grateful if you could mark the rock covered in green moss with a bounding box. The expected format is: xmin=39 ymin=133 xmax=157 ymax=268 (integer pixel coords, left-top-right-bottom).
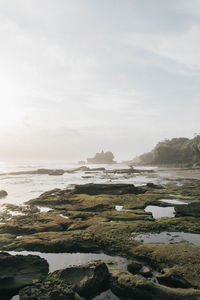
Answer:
xmin=134 ymin=243 xmax=200 ymax=288
xmin=175 ymin=201 xmax=200 ymax=217
xmin=19 ymin=281 xmax=74 ymax=300
xmin=106 ymin=261 xmax=200 ymax=300
xmin=156 ymin=268 xmax=191 ymax=288
xmin=19 ymin=261 xmax=109 ymax=300
xmin=0 ymin=234 xmax=15 ymax=248
xmin=0 ymin=252 xmax=48 ymax=295
xmin=0 ymin=213 xmax=71 ymax=235
xmin=73 ymin=183 xmax=145 ymax=195
xmin=0 ymin=181 xmax=200 ymax=298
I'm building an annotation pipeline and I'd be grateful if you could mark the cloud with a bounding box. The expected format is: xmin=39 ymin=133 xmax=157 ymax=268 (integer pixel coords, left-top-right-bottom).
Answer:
xmin=0 ymin=1 xmax=199 ymax=161
xmin=121 ymin=25 xmax=200 ymax=70
xmin=173 ymin=0 xmax=200 ymax=17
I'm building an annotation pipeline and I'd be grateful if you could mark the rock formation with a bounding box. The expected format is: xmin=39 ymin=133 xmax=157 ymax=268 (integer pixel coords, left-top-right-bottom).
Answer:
xmin=87 ymin=150 xmax=116 ymax=164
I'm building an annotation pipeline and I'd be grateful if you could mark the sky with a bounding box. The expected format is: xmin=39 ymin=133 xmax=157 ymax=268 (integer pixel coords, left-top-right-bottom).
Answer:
xmin=0 ymin=0 xmax=200 ymax=162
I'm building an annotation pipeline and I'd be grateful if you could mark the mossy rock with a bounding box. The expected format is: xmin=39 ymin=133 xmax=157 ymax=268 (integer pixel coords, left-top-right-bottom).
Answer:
xmin=134 ymin=243 xmax=200 ymax=288
xmin=0 ymin=213 xmax=71 ymax=235
xmin=0 ymin=252 xmax=48 ymax=295
xmin=19 ymin=262 xmax=109 ymax=300
xmin=106 ymin=262 xmax=200 ymax=300
xmin=175 ymin=201 xmax=200 ymax=217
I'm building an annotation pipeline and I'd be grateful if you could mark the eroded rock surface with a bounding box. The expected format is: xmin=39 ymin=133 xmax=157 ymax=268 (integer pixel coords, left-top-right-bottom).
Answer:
xmin=72 ymin=183 xmax=145 ymax=195
xmin=0 ymin=180 xmax=200 ymax=299
xmin=18 ymin=260 xmax=200 ymax=300
xmin=107 ymin=261 xmax=200 ymax=300
xmin=19 ymin=262 xmax=109 ymax=300
xmin=0 ymin=252 xmax=48 ymax=295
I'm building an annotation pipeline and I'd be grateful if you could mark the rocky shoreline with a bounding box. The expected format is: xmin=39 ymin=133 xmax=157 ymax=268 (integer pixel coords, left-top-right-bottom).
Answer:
xmin=0 ymin=168 xmax=200 ymax=299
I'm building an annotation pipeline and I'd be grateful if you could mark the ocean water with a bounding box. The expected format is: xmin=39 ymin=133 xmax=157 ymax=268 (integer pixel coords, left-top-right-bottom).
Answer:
xmin=0 ymin=162 xmax=160 ymax=206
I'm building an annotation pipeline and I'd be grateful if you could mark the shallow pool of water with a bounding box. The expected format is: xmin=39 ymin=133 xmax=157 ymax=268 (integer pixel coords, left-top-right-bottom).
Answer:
xmin=131 ymin=231 xmax=200 ymax=245
xmin=11 ymin=296 xmax=19 ymax=300
xmin=144 ymin=205 xmax=175 ymax=219
xmin=37 ymin=206 xmax=53 ymax=213
xmin=115 ymin=205 xmax=123 ymax=211
xmin=159 ymin=199 xmax=188 ymax=205
xmin=8 ymin=251 xmax=128 ymax=273
xmin=93 ymin=289 xmax=120 ymax=300
xmin=59 ymin=213 xmax=69 ymax=219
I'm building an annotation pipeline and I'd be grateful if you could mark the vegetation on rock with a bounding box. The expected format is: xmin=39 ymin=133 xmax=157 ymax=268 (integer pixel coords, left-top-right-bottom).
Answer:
xmin=131 ymin=135 xmax=200 ymax=166
xmin=0 ymin=175 xmax=200 ymax=299
xmin=0 ymin=252 xmax=48 ymax=298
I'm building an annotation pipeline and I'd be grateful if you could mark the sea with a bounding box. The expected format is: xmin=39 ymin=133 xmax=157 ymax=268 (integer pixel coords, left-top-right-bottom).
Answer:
xmin=0 ymin=161 xmax=160 ymax=207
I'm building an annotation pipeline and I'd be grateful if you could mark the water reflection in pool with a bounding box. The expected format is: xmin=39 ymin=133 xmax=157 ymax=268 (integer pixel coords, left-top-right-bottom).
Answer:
xmin=145 ymin=205 xmax=175 ymax=219
xmin=131 ymin=231 xmax=200 ymax=245
xmin=93 ymin=289 xmax=120 ymax=300
xmin=8 ymin=251 xmax=128 ymax=273
xmin=11 ymin=296 xmax=19 ymax=300
xmin=159 ymin=199 xmax=188 ymax=205
xmin=115 ymin=205 xmax=123 ymax=211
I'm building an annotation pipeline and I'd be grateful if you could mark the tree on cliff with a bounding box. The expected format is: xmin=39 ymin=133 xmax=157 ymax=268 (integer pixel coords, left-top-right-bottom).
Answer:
xmin=132 ymin=135 xmax=200 ymax=166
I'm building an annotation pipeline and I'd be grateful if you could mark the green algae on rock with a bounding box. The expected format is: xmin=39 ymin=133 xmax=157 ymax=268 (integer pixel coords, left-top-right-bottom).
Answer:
xmin=0 ymin=181 xmax=200 ymax=298
xmin=0 ymin=252 xmax=48 ymax=296
xmin=19 ymin=261 xmax=109 ymax=300
xmin=133 ymin=243 xmax=200 ymax=288
xmin=18 ymin=260 xmax=200 ymax=300
xmin=106 ymin=261 xmax=200 ymax=300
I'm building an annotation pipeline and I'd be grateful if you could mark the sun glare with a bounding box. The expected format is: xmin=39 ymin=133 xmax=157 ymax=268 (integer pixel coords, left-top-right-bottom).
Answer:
xmin=0 ymin=77 xmax=20 ymax=130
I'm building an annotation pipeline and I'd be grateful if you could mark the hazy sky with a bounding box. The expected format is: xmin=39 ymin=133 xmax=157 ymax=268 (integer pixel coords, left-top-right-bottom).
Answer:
xmin=0 ymin=0 xmax=200 ymax=162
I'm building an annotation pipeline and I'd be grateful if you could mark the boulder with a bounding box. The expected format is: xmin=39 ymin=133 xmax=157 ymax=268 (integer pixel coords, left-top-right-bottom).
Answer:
xmin=19 ymin=281 xmax=74 ymax=300
xmin=175 ymin=201 xmax=200 ymax=217
xmin=0 ymin=252 xmax=48 ymax=295
xmin=108 ymin=265 xmax=200 ymax=300
xmin=49 ymin=261 xmax=109 ymax=298
xmin=73 ymin=183 xmax=145 ymax=195
xmin=146 ymin=183 xmax=164 ymax=189
xmin=156 ymin=268 xmax=191 ymax=288
xmin=127 ymin=261 xmax=143 ymax=274
xmin=36 ymin=168 xmax=53 ymax=174
xmin=66 ymin=166 xmax=90 ymax=173
xmin=0 ymin=190 xmax=7 ymax=198
xmin=19 ymin=262 xmax=109 ymax=300
xmin=48 ymin=169 xmax=65 ymax=176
